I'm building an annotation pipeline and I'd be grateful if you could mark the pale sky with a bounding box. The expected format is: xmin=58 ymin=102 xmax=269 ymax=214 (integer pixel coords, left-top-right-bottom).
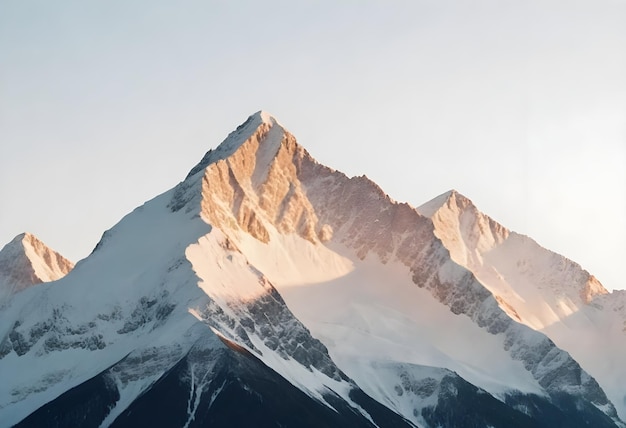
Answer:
xmin=1 ymin=1 xmax=625 ymax=291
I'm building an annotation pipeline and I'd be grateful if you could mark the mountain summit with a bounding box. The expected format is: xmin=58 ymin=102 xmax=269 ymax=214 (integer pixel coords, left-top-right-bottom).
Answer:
xmin=0 ymin=232 xmax=73 ymax=303
xmin=0 ymin=112 xmax=624 ymax=428
xmin=419 ymin=188 xmax=624 ymax=418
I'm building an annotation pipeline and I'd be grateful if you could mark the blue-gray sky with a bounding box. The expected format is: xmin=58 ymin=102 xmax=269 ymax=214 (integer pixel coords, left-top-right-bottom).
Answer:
xmin=1 ymin=0 xmax=625 ymax=290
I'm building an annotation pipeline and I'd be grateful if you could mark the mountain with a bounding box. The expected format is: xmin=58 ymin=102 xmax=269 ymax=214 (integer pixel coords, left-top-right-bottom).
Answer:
xmin=0 ymin=233 xmax=74 ymax=304
xmin=0 ymin=111 xmax=623 ymax=427
xmin=418 ymin=189 xmax=626 ymax=420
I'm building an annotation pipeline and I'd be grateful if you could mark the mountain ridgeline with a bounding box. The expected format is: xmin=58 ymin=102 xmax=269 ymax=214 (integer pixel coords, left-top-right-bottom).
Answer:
xmin=0 ymin=111 xmax=624 ymax=428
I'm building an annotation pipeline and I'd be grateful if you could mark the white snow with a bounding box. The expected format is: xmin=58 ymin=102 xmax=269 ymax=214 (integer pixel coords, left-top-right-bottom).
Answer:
xmin=230 ymin=227 xmax=545 ymax=426
xmin=185 ymin=233 xmax=381 ymax=423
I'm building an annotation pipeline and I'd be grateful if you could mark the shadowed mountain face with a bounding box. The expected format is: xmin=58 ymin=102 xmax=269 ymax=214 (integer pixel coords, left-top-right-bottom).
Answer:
xmin=0 ymin=112 xmax=624 ymax=428
xmin=15 ymin=332 xmax=413 ymax=428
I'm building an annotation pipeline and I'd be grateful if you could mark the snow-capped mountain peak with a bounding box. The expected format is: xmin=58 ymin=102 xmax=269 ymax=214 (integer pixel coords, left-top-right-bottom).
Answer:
xmin=1 ymin=112 xmax=624 ymax=428
xmin=0 ymin=232 xmax=73 ymax=301
xmin=169 ymin=113 xmax=623 ymax=425
xmin=185 ymin=110 xmax=285 ymax=180
xmin=417 ymin=189 xmax=510 ymax=268
xmin=172 ymin=111 xmax=324 ymax=247
xmin=256 ymin=109 xmax=280 ymax=125
xmin=416 ymin=189 xmax=461 ymax=218
xmin=418 ymin=188 xmax=610 ymax=316
xmin=417 ymin=188 xmax=626 ymax=419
